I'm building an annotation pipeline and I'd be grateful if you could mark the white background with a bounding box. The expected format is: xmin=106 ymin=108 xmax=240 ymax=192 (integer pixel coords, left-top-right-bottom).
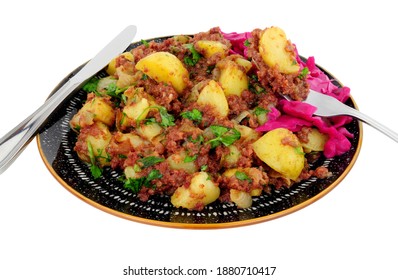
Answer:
xmin=1 ymin=1 xmax=397 ymax=279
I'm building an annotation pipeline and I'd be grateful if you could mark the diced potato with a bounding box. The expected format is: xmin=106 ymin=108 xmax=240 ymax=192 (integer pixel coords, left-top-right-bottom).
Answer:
xmin=122 ymin=98 xmax=150 ymax=123
xmin=107 ymin=52 xmax=134 ymax=76
xmin=167 ymin=150 xmax=198 ymax=174
xmin=173 ymin=35 xmax=190 ymax=44
xmin=171 ymin=172 xmax=220 ymax=210
xmin=197 ymin=80 xmax=229 ymax=118
xmin=70 ymin=96 xmax=115 ymax=130
xmin=76 ymin=122 xmax=112 ymax=167
xmin=217 ymin=60 xmax=248 ymax=97
xmin=123 ymin=86 xmax=154 ymax=106
xmin=252 ymin=128 xmax=304 ymax=180
xmin=135 ymin=51 xmax=189 ymax=93
xmin=222 ymin=167 xmax=266 ymax=197
xmin=300 ymin=128 xmax=329 ymax=152
xmin=223 ymin=167 xmax=265 ymax=181
xmin=250 ymin=188 xmax=262 ymax=196
xmin=195 ymin=40 xmax=228 ymax=59
xmin=222 ymin=168 xmax=239 ymax=178
xmin=114 ymin=132 xmax=147 ymax=149
xmin=136 ymin=122 xmax=163 ymax=141
xmin=230 ymin=189 xmax=252 ymax=209
xmin=259 ymin=26 xmax=299 ymax=74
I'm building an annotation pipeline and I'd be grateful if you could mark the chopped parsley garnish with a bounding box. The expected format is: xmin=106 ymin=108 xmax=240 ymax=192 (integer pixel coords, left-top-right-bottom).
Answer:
xmin=180 ymin=109 xmax=202 ymax=123
xmin=123 ymin=177 xmax=144 ymax=193
xmin=157 ymin=106 xmax=175 ymax=127
xmin=141 ymin=39 xmax=150 ymax=47
xmin=183 ymin=43 xmax=202 ymax=66
xmin=105 ymin=82 xmax=128 ymax=105
xmin=253 ymin=107 xmax=269 ymax=116
xmin=235 ymin=171 xmax=252 ymax=182
xmin=244 ymin=39 xmax=251 ymax=47
xmin=87 ymin=141 xmax=102 ymax=179
xmin=137 ymin=106 xmax=175 ymax=127
xmin=188 ymin=134 xmax=204 ymax=144
xmin=206 ymin=125 xmax=241 ymax=148
xmin=82 ymin=77 xmax=100 ymax=94
xmin=147 ymin=169 xmax=162 ymax=181
xmin=138 ymin=156 xmax=165 ymax=168
xmin=295 ymin=146 xmax=305 ymax=155
xmin=141 ymin=73 xmax=148 ymax=80
xmin=298 ymin=67 xmax=310 ymax=79
xmin=184 ymin=154 xmax=198 ymax=163
xmin=123 ymin=169 xmax=163 ymax=193
xmin=249 ymin=75 xmax=266 ymax=94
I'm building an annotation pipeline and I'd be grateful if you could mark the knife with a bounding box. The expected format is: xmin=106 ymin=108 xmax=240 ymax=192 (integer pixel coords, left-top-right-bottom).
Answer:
xmin=0 ymin=25 xmax=137 ymax=175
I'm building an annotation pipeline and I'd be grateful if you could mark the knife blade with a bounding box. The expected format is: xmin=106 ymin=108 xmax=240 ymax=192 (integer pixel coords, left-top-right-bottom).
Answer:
xmin=0 ymin=25 xmax=137 ymax=175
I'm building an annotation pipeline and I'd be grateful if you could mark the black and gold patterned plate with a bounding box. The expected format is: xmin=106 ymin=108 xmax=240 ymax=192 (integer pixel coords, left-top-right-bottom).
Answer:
xmin=37 ymin=37 xmax=362 ymax=229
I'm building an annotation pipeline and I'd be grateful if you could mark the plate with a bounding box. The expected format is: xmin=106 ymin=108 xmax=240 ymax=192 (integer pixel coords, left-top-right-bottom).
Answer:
xmin=37 ymin=37 xmax=363 ymax=229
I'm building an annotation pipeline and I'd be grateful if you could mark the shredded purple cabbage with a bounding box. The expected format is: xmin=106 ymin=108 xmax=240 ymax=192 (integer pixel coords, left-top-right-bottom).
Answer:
xmin=222 ymin=30 xmax=353 ymax=158
xmin=221 ymin=31 xmax=252 ymax=57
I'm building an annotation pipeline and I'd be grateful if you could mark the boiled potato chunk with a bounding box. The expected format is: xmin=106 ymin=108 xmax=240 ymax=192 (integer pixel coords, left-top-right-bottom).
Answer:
xmin=122 ymin=98 xmax=150 ymax=123
xmin=252 ymin=128 xmax=304 ymax=180
xmin=135 ymin=51 xmax=189 ymax=93
xmin=114 ymin=132 xmax=148 ymax=149
xmin=70 ymin=96 xmax=115 ymax=130
xmin=259 ymin=26 xmax=299 ymax=74
xmin=197 ymin=80 xmax=229 ymax=118
xmin=76 ymin=122 xmax=112 ymax=167
xmin=107 ymin=51 xmax=134 ymax=75
xmin=195 ymin=40 xmax=228 ymax=58
xmin=167 ymin=150 xmax=198 ymax=174
xmin=300 ymin=128 xmax=329 ymax=152
xmin=171 ymin=172 xmax=220 ymax=210
xmin=136 ymin=122 xmax=163 ymax=141
xmin=218 ymin=60 xmax=248 ymax=97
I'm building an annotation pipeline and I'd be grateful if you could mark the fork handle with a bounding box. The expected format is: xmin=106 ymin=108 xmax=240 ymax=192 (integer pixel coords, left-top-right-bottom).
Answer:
xmin=346 ymin=106 xmax=398 ymax=142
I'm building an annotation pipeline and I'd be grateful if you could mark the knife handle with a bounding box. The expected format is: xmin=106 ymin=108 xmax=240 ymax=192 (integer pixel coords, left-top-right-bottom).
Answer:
xmin=0 ymin=79 xmax=79 ymax=175
xmin=0 ymin=25 xmax=137 ymax=175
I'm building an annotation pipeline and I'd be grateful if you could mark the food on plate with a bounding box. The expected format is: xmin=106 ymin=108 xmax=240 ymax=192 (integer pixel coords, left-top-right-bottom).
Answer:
xmin=70 ymin=26 xmax=353 ymax=211
xmin=171 ymin=171 xmax=220 ymax=210
xmin=259 ymin=26 xmax=299 ymax=74
xmin=197 ymin=80 xmax=229 ymax=117
xmin=135 ymin=51 xmax=189 ymax=93
xmin=252 ymin=128 xmax=305 ymax=181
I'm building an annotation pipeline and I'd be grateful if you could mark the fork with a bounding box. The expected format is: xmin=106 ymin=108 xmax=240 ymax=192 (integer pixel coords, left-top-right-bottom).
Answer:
xmin=300 ymin=89 xmax=398 ymax=142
